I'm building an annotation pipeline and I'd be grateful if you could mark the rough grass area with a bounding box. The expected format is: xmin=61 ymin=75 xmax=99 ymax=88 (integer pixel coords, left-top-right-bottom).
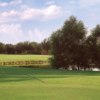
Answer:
xmin=0 ymin=67 xmax=100 ymax=100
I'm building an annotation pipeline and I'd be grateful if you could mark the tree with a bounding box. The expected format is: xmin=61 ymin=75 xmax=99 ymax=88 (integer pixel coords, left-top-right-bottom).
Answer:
xmin=16 ymin=42 xmax=24 ymax=54
xmin=15 ymin=41 xmax=41 ymax=54
xmin=22 ymin=41 xmax=33 ymax=54
xmin=0 ymin=42 xmax=5 ymax=54
xmin=5 ymin=44 xmax=15 ymax=54
xmin=51 ymin=16 xmax=87 ymax=69
xmin=30 ymin=42 xmax=41 ymax=54
xmin=0 ymin=41 xmax=42 ymax=54
xmin=86 ymin=25 xmax=100 ymax=68
xmin=50 ymin=30 xmax=65 ymax=69
xmin=41 ymin=39 xmax=51 ymax=55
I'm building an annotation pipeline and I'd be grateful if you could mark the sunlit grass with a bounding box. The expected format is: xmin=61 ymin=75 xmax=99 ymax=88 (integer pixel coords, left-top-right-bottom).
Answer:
xmin=0 ymin=67 xmax=100 ymax=100
xmin=0 ymin=54 xmax=51 ymax=62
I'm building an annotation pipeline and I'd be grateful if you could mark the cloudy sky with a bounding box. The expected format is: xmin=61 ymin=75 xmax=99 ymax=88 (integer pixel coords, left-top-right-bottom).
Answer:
xmin=0 ymin=0 xmax=100 ymax=44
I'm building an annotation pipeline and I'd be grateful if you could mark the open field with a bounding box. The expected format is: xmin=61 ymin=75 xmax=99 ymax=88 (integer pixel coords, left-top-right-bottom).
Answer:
xmin=0 ymin=54 xmax=51 ymax=62
xmin=0 ymin=55 xmax=51 ymax=67
xmin=0 ymin=67 xmax=100 ymax=100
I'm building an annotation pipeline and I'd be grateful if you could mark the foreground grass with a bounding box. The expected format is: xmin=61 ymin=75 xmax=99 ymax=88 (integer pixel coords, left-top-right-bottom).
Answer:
xmin=0 ymin=67 xmax=100 ymax=100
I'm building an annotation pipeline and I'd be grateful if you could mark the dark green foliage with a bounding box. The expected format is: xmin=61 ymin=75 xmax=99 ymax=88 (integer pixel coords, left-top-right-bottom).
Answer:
xmin=50 ymin=30 xmax=65 ymax=69
xmin=0 ymin=43 xmax=6 ymax=53
xmin=86 ymin=25 xmax=100 ymax=68
xmin=0 ymin=41 xmax=41 ymax=54
xmin=50 ymin=16 xmax=100 ymax=70
xmin=51 ymin=16 xmax=87 ymax=69
xmin=41 ymin=39 xmax=51 ymax=55
xmin=0 ymin=40 xmax=51 ymax=55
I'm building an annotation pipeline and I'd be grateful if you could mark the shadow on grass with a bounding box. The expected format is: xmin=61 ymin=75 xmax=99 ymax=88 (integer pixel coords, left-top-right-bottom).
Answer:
xmin=0 ymin=67 xmax=100 ymax=83
xmin=0 ymin=74 xmax=47 ymax=83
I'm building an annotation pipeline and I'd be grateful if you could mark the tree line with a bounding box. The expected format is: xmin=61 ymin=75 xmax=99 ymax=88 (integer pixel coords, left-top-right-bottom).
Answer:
xmin=0 ymin=40 xmax=51 ymax=55
xmin=0 ymin=16 xmax=100 ymax=70
xmin=50 ymin=16 xmax=100 ymax=70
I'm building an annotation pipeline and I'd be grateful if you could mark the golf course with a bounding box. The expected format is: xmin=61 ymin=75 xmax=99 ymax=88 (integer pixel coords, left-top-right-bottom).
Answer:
xmin=0 ymin=67 xmax=100 ymax=100
xmin=0 ymin=55 xmax=100 ymax=100
xmin=1 ymin=0 xmax=100 ymax=99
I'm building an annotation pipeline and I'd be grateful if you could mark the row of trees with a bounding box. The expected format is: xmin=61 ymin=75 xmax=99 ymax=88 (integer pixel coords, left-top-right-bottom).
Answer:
xmin=50 ymin=16 xmax=100 ymax=70
xmin=0 ymin=40 xmax=51 ymax=54
xmin=0 ymin=16 xmax=100 ymax=70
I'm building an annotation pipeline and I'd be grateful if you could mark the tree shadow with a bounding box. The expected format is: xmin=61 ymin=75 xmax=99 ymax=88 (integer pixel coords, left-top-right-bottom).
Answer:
xmin=0 ymin=67 xmax=100 ymax=83
xmin=26 ymin=74 xmax=46 ymax=83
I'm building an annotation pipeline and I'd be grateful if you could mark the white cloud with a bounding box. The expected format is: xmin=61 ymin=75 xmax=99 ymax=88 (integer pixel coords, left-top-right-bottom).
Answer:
xmin=0 ymin=24 xmax=22 ymax=34
xmin=0 ymin=2 xmax=8 ymax=7
xmin=20 ymin=8 xmax=42 ymax=20
xmin=1 ymin=10 xmax=18 ymax=17
xmin=0 ymin=24 xmax=46 ymax=44
xmin=0 ymin=10 xmax=18 ymax=23
xmin=10 ymin=0 xmax=23 ymax=5
xmin=42 ymin=5 xmax=62 ymax=20
xmin=0 ymin=24 xmax=23 ymax=44
xmin=0 ymin=4 xmax=62 ymax=22
xmin=0 ymin=0 xmax=22 ymax=7
xmin=20 ymin=5 xmax=62 ymax=20
xmin=28 ymin=28 xmax=44 ymax=42
xmin=46 ymin=1 xmax=55 ymax=5
xmin=78 ymin=0 xmax=100 ymax=8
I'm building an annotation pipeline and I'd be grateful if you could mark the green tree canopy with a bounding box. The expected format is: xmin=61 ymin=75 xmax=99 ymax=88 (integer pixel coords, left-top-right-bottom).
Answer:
xmin=51 ymin=16 xmax=87 ymax=69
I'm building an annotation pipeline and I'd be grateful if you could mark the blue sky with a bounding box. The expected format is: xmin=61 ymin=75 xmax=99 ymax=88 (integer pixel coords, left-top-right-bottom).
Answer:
xmin=0 ymin=0 xmax=100 ymax=44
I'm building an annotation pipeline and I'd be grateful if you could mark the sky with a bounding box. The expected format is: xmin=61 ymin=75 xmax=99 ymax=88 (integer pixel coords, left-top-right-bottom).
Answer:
xmin=0 ymin=0 xmax=100 ymax=44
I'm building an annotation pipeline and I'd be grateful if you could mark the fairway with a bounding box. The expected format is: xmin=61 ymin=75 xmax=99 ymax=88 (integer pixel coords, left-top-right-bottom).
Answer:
xmin=0 ymin=67 xmax=100 ymax=100
xmin=0 ymin=55 xmax=51 ymax=67
xmin=0 ymin=54 xmax=51 ymax=62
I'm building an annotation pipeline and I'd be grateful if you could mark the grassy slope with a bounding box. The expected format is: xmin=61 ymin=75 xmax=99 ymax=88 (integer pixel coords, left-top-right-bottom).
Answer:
xmin=0 ymin=67 xmax=100 ymax=100
xmin=0 ymin=54 xmax=51 ymax=62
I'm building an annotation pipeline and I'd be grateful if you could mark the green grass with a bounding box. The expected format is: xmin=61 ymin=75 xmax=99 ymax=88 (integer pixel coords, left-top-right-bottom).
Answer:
xmin=0 ymin=54 xmax=51 ymax=62
xmin=0 ymin=54 xmax=51 ymax=67
xmin=0 ymin=67 xmax=100 ymax=100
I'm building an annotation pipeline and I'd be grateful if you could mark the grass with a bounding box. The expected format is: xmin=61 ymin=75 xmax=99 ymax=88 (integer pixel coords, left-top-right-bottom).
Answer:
xmin=0 ymin=67 xmax=100 ymax=100
xmin=0 ymin=54 xmax=51 ymax=62
xmin=0 ymin=54 xmax=51 ymax=67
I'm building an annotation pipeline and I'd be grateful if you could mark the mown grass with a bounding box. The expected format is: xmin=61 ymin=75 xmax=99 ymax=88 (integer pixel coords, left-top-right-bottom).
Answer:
xmin=0 ymin=54 xmax=51 ymax=62
xmin=0 ymin=67 xmax=100 ymax=100
xmin=0 ymin=54 xmax=51 ymax=67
